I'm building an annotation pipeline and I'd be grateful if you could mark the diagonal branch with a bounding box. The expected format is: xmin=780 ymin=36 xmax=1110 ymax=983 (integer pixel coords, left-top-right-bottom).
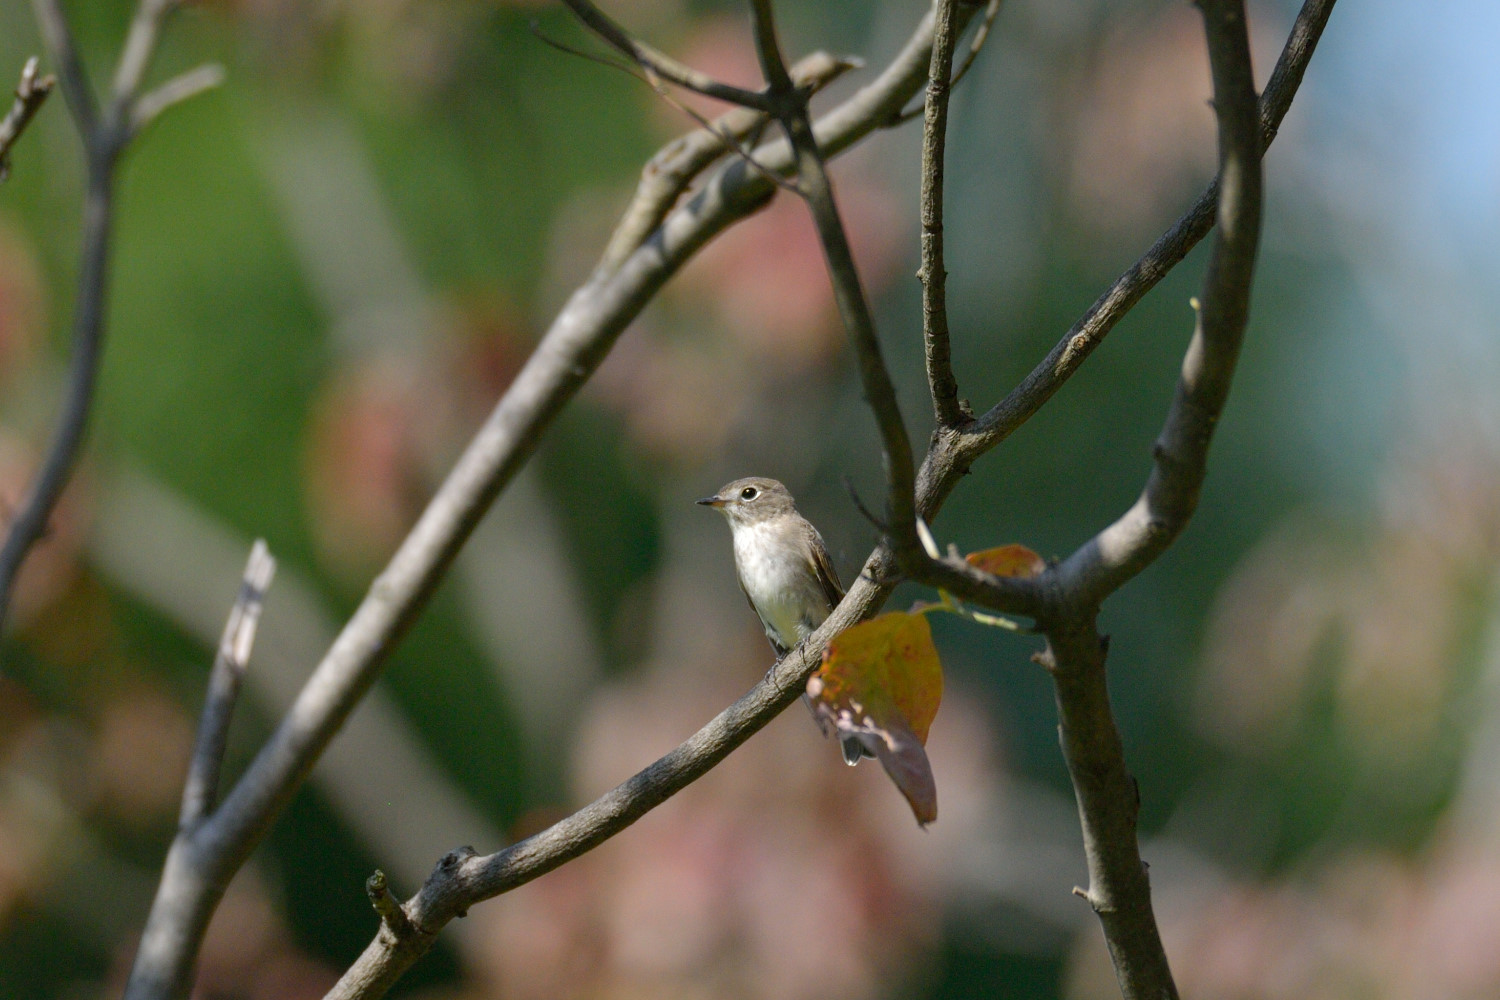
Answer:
xmin=599 ymin=49 xmax=858 ymax=273
xmin=919 ymin=0 xmax=964 ymax=428
xmin=0 ymin=57 xmax=55 ymax=183
xmin=558 ymin=0 xmax=773 ymax=110
xmin=950 ymin=0 xmax=1336 ymax=470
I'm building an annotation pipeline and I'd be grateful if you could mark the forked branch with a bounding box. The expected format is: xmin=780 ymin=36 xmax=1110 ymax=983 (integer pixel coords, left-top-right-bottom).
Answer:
xmin=0 ymin=0 xmax=221 ymax=642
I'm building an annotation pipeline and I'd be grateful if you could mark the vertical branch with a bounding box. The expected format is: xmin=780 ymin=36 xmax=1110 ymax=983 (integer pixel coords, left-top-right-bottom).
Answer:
xmin=919 ymin=0 xmax=963 ymax=428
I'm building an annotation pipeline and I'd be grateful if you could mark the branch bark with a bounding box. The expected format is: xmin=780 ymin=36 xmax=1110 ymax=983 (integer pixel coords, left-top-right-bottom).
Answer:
xmin=0 ymin=57 xmax=54 ymax=182
xmin=326 ymin=0 xmax=1321 ymax=994
xmin=919 ymin=0 xmax=963 ymax=428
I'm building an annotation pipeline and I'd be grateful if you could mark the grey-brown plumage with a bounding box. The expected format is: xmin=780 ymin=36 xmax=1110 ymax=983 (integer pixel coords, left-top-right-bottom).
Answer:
xmin=698 ymin=477 xmax=871 ymax=764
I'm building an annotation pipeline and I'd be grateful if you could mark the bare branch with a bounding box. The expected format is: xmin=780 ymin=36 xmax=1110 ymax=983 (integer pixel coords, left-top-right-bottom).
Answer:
xmin=891 ymin=0 xmax=1004 ymax=125
xmin=130 ymin=63 xmax=224 ymax=138
xmin=0 ymin=138 xmax=114 ymax=641
xmin=952 ymin=0 xmax=1336 ymax=469
xmin=559 ymin=0 xmax=773 ymax=111
xmin=180 ymin=540 xmax=275 ymax=828
xmin=111 ymin=0 xmax=178 ymax=105
xmin=749 ymin=0 xmax=922 ymax=555
xmin=919 ymin=0 xmax=964 ymax=427
xmin=364 ymin=870 xmax=419 ymax=944
xmin=1 ymin=0 xmax=201 ymax=640
xmin=0 ymin=57 xmax=55 ymax=182
xmin=327 ymin=569 xmax=883 ymax=1000
xmin=122 ymin=11 xmax=967 ymax=999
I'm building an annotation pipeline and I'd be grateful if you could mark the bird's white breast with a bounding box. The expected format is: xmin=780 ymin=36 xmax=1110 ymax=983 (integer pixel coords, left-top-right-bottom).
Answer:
xmin=732 ymin=521 xmax=830 ymax=649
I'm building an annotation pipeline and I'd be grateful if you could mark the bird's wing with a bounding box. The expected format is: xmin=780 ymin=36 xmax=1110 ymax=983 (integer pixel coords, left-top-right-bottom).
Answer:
xmin=809 ymin=532 xmax=845 ymax=611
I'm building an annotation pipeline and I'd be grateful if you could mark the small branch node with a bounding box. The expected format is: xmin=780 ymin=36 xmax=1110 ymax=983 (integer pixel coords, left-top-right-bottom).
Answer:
xmin=366 ymin=870 xmax=417 ymax=941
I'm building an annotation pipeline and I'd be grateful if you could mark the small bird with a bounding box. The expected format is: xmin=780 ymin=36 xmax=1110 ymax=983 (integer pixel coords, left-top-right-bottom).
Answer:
xmin=698 ymin=476 xmax=872 ymax=765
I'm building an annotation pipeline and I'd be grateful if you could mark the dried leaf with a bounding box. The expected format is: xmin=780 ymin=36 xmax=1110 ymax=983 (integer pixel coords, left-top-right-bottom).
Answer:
xmin=808 ymin=611 xmax=943 ymax=825
xmin=966 ymin=543 xmax=1046 ymax=578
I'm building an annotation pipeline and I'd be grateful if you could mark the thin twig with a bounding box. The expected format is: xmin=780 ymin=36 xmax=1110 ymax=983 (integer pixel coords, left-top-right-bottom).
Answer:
xmin=130 ymin=63 xmax=224 ymax=137
xmin=0 ymin=57 xmax=55 ymax=182
xmin=180 ymin=540 xmax=276 ymax=828
xmin=919 ymin=0 xmax=964 ymax=428
xmin=365 ymin=871 xmax=419 ymax=943
xmin=558 ymin=0 xmax=773 ymax=111
xmin=28 ymin=0 xmax=97 ymax=136
xmin=891 ymin=0 xmax=1003 ymax=125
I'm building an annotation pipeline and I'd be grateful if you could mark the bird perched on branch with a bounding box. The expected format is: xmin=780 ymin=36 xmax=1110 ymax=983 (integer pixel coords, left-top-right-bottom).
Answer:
xmin=698 ymin=477 xmax=872 ymax=764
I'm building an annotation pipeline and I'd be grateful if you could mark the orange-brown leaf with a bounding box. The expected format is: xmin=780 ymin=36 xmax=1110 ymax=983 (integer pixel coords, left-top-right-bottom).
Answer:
xmin=807 ymin=611 xmax=944 ymax=825
xmin=965 ymin=543 xmax=1045 ymax=579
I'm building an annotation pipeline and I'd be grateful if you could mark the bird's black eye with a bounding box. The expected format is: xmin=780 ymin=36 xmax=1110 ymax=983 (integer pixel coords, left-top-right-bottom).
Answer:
xmin=740 ymin=486 xmax=758 ymax=501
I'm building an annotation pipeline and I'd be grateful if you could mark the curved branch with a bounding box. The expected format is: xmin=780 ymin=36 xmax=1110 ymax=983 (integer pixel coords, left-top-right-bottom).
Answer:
xmin=919 ymin=0 xmax=963 ymax=427
xmin=1058 ymin=0 xmax=1262 ymax=605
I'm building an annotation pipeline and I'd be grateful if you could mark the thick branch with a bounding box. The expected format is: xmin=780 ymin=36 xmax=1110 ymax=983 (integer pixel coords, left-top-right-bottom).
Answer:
xmin=0 ymin=57 xmax=55 ymax=182
xmin=123 ymin=11 xmax=962 ymax=1000
xmin=919 ymin=0 xmax=963 ymax=427
xmin=1040 ymin=620 xmax=1174 ymax=999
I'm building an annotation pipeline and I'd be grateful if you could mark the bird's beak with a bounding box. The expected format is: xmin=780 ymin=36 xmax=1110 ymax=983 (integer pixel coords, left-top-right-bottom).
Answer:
xmin=696 ymin=495 xmax=725 ymax=508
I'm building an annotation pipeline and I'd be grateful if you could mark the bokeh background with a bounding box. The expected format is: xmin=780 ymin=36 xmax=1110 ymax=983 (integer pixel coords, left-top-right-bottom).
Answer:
xmin=3 ymin=0 xmax=1499 ymax=997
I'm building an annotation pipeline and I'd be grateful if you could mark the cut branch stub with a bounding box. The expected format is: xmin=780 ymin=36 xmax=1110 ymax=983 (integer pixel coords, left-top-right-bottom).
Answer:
xmin=807 ymin=610 xmax=943 ymax=825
